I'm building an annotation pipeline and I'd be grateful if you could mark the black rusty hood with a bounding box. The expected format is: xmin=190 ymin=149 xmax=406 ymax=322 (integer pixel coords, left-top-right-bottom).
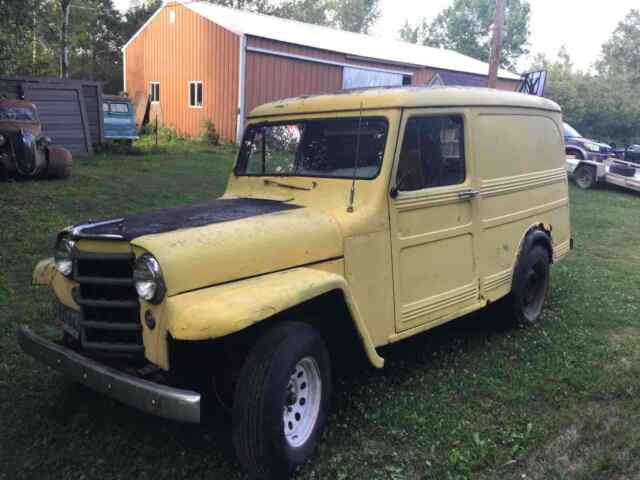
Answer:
xmin=70 ymin=198 xmax=302 ymax=241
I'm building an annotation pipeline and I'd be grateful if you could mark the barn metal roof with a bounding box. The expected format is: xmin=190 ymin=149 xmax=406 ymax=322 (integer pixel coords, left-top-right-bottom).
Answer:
xmin=247 ymin=86 xmax=561 ymax=118
xmin=128 ymin=1 xmax=520 ymax=81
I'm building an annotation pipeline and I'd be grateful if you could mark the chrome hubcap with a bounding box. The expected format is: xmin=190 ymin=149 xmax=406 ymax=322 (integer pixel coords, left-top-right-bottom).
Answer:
xmin=283 ymin=356 xmax=321 ymax=448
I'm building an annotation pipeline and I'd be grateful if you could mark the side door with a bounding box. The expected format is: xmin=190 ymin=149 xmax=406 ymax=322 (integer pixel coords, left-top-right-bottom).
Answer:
xmin=389 ymin=110 xmax=481 ymax=333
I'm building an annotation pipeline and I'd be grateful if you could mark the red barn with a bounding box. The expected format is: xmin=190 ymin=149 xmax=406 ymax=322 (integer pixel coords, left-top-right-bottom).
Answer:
xmin=123 ymin=1 xmax=521 ymax=142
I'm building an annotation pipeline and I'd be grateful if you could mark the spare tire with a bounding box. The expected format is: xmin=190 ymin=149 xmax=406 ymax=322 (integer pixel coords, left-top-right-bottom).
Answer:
xmin=46 ymin=146 xmax=73 ymax=178
xmin=609 ymin=163 xmax=636 ymax=178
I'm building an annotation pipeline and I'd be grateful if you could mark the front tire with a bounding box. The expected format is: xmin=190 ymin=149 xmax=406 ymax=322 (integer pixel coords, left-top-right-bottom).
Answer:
xmin=574 ymin=164 xmax=596 ymax=189
xmin=232 ymin=322 xmax=332 ymax=479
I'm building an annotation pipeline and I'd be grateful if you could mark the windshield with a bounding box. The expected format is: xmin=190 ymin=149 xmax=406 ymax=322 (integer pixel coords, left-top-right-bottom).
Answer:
xmin=563 ymin=123 xmax=582 ymax=138
xmin=235 ymin=117 xmax=389 ymax=179
xmin=0 ymin=106 xmax=38 ymax=121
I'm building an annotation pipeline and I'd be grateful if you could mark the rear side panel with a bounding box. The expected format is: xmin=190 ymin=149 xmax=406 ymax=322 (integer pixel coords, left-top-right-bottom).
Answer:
xmin=473 ymin=108 xmax=570 ymax=302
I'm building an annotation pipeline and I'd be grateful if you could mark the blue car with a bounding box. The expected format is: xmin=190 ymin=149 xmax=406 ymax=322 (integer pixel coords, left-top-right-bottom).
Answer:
xmin=103 ymin=95 xmax=138 ymax=143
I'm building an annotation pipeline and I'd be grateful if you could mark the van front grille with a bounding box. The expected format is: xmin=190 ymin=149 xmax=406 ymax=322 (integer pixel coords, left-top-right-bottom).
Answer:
xmin=72 ymin=250 xmax=143 ymax=355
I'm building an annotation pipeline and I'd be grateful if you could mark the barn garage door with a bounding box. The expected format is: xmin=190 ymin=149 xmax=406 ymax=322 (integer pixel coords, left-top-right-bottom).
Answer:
xmin=24 ymin=84 xmax=91 ymax=155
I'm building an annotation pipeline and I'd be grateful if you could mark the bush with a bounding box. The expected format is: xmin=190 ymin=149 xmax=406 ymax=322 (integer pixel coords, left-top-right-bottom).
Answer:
xmin=201 ymin=119 xmax=220 ymax=146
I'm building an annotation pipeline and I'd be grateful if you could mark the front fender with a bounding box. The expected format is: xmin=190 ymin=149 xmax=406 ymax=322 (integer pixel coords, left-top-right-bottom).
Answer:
xmin=164 ymin=267 xmax=384 ymax=368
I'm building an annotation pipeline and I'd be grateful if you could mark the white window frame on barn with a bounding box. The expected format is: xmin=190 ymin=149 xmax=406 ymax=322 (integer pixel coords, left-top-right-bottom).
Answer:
xmin=149 ymin=82 xmax=160 ymax=103
xmin=189 ymin=81 xmax=203 ymax=108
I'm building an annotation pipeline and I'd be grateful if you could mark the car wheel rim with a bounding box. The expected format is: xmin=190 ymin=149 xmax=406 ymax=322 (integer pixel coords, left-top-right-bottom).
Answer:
xmin=283 ymin=356 xmax=322 ymax=448
xmin=577 ymin=170 xmax=591 ymax=187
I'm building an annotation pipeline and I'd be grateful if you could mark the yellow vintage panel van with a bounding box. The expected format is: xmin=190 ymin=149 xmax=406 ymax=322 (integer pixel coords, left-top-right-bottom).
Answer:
xmin=19 ymin=87 xmax=571 ymax=479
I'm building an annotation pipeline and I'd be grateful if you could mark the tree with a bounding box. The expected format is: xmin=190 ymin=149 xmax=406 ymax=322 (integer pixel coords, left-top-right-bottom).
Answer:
xmin=121 ymin=0 xmax=162 ymax=40
xmin=330 ymin=0 xmax=380 ymax=34
xmin=401 ymin=0 xmax=530 ymax=70
xmin=597 ymin=9 xmax=640 ymax=82
xmin=0 ymin=0 xmax=59 ymax=77
xmin=206 ymin=0 xmax=380 ymax=33
xmin=69 ymin=0 xmax=126 ymax=92
xmin=270 ymin=0 xmax=334 ymax=27
xmin=530 ymin=47 xmax=640 ymax=146
xmin=59 ymin=0 xmax=72 ymax=78
xmin=399 ymin=20 xmax=420 ymax=44
xmin=205 ymin=0 xmax=272 ymax=13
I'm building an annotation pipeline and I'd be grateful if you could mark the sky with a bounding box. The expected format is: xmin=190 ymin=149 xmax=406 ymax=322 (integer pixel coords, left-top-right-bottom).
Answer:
xmin=113 ymin=0 xmax=638 ymax=73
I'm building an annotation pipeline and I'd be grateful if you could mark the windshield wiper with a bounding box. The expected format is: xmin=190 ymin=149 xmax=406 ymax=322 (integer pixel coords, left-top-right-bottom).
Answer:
xmin=263 ymin=179 xmax=316 ymax=191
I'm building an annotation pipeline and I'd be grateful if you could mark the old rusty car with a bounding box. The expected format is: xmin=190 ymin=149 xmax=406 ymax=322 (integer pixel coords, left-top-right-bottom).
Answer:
xmin=19 ymin=87 xmax=571 ymax=478
xmin=0 ymin=98 xmax=72 ymax=179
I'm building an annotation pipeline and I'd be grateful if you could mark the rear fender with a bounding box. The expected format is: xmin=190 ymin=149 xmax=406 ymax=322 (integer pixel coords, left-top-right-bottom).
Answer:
xmin=45 ymin=146 xmax=73 ymax=178
xmin=514 ymin=224 xmax=553 ymax=270
xmin=164 ymin=267 xmax=384 ymax=368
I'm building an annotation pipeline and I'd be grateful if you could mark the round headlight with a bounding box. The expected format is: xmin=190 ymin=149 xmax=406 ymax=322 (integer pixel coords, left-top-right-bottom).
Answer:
xmin=0 ymin=134 xmax=6 ymax=147
xmin=133 ymin=254 xmax=166 ymax=304
xmin=54 ymin=236 xmax=75 ymax=276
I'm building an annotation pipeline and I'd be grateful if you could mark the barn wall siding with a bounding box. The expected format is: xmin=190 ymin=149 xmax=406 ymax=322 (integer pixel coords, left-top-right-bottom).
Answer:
xmin=124 ymin=3 xmax=239 ymax=140
xmin=244 ymin=36 xmax=518 ymax=113
xmin=245 ymin=51 xmax=343 ymax=114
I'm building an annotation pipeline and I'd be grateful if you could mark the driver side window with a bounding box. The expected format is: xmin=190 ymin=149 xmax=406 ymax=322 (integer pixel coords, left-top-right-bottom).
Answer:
xmin=397 ymin=115 xmax=466 ymax=191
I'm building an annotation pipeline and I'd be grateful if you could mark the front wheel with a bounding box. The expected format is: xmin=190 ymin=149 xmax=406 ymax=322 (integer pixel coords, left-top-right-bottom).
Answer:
xmin=232 ymin=322 xmax=332 ymax=479
xmin=574 ymin=165 xmax=596 ymax=189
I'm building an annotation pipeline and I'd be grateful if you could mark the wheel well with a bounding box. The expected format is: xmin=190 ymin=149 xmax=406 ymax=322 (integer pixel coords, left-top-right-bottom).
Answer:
xmin=521 ymin=225 xmax=553 ymax=265
xmin=168 ymin=290 xmax=367 ymax=392
xmin=255 ymin=289 xmax=366 ymax=367
xmin=567 ymin=147 xmax=584 ymax=160
xmin=576 ymin=161 xmax=595 ymax=172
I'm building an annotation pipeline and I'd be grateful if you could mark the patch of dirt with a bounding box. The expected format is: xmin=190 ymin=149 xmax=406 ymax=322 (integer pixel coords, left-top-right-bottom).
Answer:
xmin=608 ymin=327 xmax=640 ymax=349
xmin=607 ymin=327 xmax=640 ymax=373
xmin=498 ymin=402 xmax=640 ymax=480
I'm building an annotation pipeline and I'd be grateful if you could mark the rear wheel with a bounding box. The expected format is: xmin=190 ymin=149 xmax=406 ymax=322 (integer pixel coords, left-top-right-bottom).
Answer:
xmin=574 ymin=165 xmax=596 ymax=189
xmin=509 ymin=244 xmax=551 ymax=326
xmin=232 ymin=322 xmax=332 ymax=479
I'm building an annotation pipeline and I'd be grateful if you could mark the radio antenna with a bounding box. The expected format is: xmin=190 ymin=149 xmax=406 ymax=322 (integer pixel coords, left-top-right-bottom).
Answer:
xmin=347 ymin=101 xmax=363 ymax=213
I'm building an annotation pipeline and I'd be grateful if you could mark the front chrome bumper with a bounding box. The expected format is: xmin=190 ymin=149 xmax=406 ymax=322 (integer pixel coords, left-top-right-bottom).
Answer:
xmin=17 ymin=326 xmax=201 ymax=424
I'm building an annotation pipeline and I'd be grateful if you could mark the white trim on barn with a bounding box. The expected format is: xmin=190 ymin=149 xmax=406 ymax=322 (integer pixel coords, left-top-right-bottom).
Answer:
xmin=237 ymin=34 xmax=247 ymax=144
xmin=123 ymin=48 xmax=127 ymax=93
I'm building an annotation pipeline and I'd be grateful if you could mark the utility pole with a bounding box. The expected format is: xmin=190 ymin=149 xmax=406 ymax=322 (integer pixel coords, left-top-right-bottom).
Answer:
xmin=487 ymin=0 xmax=505 ymax=88
xmin=59 ymin=1 xmax=97 ymax=79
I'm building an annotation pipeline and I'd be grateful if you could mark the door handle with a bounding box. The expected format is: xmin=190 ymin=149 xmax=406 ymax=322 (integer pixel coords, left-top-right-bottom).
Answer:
xmin=458 ymin=189 xmax=479 ymax=200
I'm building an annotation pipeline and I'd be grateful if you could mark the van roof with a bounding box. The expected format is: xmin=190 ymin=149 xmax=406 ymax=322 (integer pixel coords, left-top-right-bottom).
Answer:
xmin=247 ymin=86 xmax=562 ymax=119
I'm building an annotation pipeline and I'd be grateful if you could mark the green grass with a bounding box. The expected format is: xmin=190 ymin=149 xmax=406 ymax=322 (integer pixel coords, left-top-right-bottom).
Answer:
xmin=2 ymin=144 xmax=640 ymax=480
